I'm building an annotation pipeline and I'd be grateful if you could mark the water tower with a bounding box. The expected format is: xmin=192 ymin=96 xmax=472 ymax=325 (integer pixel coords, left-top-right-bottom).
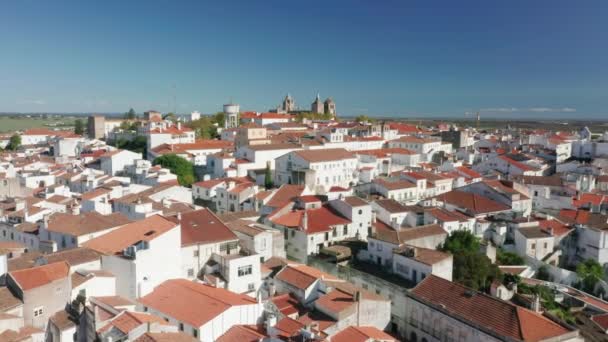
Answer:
xmin=223 ymin=103 xmax=239 ymax=129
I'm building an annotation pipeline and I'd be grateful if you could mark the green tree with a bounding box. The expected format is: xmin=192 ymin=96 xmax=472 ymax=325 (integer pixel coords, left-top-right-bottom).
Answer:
xmin=163 ymin=112 xmax=177 ymax=122
xmin=576 ymin=259 xmax=605 ymax=293
xmin=537 ymin=265 xmax=552 ymax=281
xmin=355 ymin=115 xmax=375 ymax=123
xmin=264 ymin=163 xmax=273 ymax=190
xmin=187 ymin=116 xmax=218 ymax=139
xmin=74 ymin=119 xmax=85 ymax=135
xmin=212 ymin=112 xmax=226 ymax=126
xmin=497 ymin=249 xmax=525 ymax=265
xmin=124 ymin=108 xmax=136 ymax=120
xmin=153 ymin=154 xmax=196 ymax=186
xmin=441 ymin=230 xmax=480 ymax=254
xmin=6 ymin=134 xmax=21 ymax=151
xmin=441 ymin=231 xmax=501 ymax=291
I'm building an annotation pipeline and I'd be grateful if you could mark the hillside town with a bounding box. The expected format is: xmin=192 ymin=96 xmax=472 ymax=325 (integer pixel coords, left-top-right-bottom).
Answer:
xmin=2 ymin=96 xmax=608 ymax=342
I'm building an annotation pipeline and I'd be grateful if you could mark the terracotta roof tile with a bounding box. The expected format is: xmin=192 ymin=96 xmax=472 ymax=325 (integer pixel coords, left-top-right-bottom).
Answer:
xmin=9 ymin=261 xmax=69 ymax=291
xmin=410 ymin=275 xmax=573 ymax=341
xmin=83 ymin=215 xmax=177 ymax=255
xmin=265 ymin=184 xmax=305 ymax=208
xmin=138 ymin=279 xmax=257 ymax=327
xmin=216 ymin=325 xmax=267 ymax=342
xmin=180 ymin=208 xmax=237 ymax=246
xmin=135 ymin=332 xmax=199 ymax=342
xmin=293 ymin=148 xmax=354 ymax=163
xmin=331 ymin=326 xmax=396 ymax=342
xmin=275 ymin=264 xmax=338 ymax=290
xmin=46 ymin=212 xmax=130 ymax=236
xmin=435 ymin=190 xmax=510 ymax=215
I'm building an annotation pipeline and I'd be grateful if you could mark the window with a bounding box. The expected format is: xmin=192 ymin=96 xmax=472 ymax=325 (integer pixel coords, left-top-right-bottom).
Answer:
xmin=238 ymin=265 xmax=253 ymax=277
xmin=179 ymin=323 xmax=184 ymax=331
xmin=193 ymin=328 xmax=198 ymax=338
xmin=377 ymin=243 xmax=383 ymax=251
xmin=396 ymin=263 xmax=409 ymax=275
xmin=343 ymin=226 xmax=348 ymax=235
xmin=248 ymin=283 xmax=255 ymax=291
xmin=33 ymin=306 xmax=44 ymax=317
xmin=544 ymin=242 xmax=548 ymax=249
xmin=358 ymin=209 xmax=363 ymax=215
xmin=531 ymin=243 xmax=536 ymax=249
xmin=187 ymin=268 xmax=194 ymax=277
xmin=193 ymin=250 xmax=199 ymax=257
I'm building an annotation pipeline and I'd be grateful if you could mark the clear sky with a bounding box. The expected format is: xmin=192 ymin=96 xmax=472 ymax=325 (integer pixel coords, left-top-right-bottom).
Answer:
xmin=1 ymin=0 xmax=607 ymax=118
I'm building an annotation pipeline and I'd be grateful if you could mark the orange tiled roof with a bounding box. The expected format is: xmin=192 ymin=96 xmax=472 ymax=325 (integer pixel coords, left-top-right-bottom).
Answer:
xmin=410 ymin=275 xmax=573 ymax=341
xmin=331 ymin=326 xmax=396 ymax=342
xmin=9 ymin=261 xmax=69 ymax=291
xmin=138 ymin=279 xmax=257 ymax=327
xmin=83 ymin=215 xmax=177 ymax=255
xmin=180 ymin=208 xmax=237 ymax=246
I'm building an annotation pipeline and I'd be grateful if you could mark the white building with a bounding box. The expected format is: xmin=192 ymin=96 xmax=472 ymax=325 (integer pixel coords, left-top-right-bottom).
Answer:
xmin=83 ymin=215 xmax=182 ymax=300
xmin=274 ymin=148 xmax=358 ymax=194
xmin=138 ymin=279 xmax=264 ymax=342
xmin=99 ymin=149 xmax=142 ymax=176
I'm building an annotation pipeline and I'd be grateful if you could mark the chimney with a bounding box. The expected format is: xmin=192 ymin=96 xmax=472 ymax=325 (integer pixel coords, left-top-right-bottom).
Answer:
xmin=177 ymin=122 xmax=182 ymax=130
xmin=302 ymin=211 xmax=308 ymax=230
xmin=532 ymin=294 xmax=542 ymax=313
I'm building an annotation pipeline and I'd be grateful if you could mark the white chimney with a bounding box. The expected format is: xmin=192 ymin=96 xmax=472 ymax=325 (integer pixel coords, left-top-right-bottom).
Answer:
xmin=302 ymin=211 xmax=308 ymax=230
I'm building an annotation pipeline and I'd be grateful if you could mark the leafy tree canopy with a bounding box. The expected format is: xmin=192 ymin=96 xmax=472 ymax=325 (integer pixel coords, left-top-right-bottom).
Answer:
xmin=441 ymin=230 xmax=480 ymax=254
xmin=6 ymin=134 xmax=21 ymax=151
xmin=441 ymin=231 xmax=500 ymax=291
xmin=497 ymin=249 xmax=525 ymax=265
xmin=153 ymin=154 xmax=196 ymax=186
xmin=354 ymin=115 xmax=375 ymax=123
xmin=124 ymin=108 xmax=137 ymax=120
xmin=576 ymin=258 xmax=605 ymax=294
xmin=74 ymin=119 xmax=85 ymax=135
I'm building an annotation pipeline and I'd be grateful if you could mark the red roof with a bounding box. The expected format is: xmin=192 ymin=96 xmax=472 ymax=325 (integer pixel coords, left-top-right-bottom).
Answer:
xmin=270 ymin=206 xmax=351 ymax=234
xmin=538 ymin=219 xmax=571 ymax=237
xmin=9 ymin=261 xmax=69 ymax=291
xmin=275 ymin=264 xmax=338 ymax=290
xmin=388 ymin=123 xmax=422 ymax=134
xmin=98 ymin=311 xmax=168 ymax=334
xmin=573 ymin=193 xmax=608 ymax=208
xmin=435 ymin=190 xmax=510 ymax=215
xmin=216 ymin=325 xmax=267 ymax=342
xmin=331 ymin=326 xmax=396 ymax=342
xmin=411 ymin=275 xmax=573 ymax=341
xmin=150 ymin=140 xmax=233 ymax=154
xmin=293 ymin=148 xmax=354 ymax=163
xmin=259 ymin=112 xmax=292 ymax=119
xmin=498 ymin=155 xmax=535 ymax=172
xmin=273 ymin=317 xmax=304 ymax=339
xmin=83 ymin=215 xmax=177 ymax=255
xmin=138 ymin=279 xmax=257 ymax=327
xmin=265 ymin=184 xmax=305 ymax=208
xmin=180 ymin=208 xmax=237 ymax=246
xmin=558 ymin=209 xmax=590 ymax=224
xmin=455 ymin=166 xmax=482 ymax=179
xmin=591 ymin=313 xmax=608 ymax=330
xmin=270 ymin=293 xmax=304 ymax=317
xmin=149 ymin=126 xmax=193 ymax=134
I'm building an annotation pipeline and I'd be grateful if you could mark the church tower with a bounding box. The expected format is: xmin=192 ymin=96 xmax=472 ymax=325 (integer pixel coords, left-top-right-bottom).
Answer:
xmin=311 ymin=94 xmax=323 ymax=114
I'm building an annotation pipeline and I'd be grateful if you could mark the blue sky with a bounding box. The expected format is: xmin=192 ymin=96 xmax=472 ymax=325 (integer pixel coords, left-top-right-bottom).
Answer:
xmin=1 ymin=0 xmax=607 ymax=118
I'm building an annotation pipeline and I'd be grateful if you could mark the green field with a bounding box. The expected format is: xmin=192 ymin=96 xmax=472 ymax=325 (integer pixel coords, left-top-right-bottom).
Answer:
xmin=0 ymin=116 xmax=77 ymax=133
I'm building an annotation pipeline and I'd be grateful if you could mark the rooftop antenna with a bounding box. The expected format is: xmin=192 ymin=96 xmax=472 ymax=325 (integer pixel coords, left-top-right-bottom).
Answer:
xmin=476 ymin=111 xmax=480 ymax=130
